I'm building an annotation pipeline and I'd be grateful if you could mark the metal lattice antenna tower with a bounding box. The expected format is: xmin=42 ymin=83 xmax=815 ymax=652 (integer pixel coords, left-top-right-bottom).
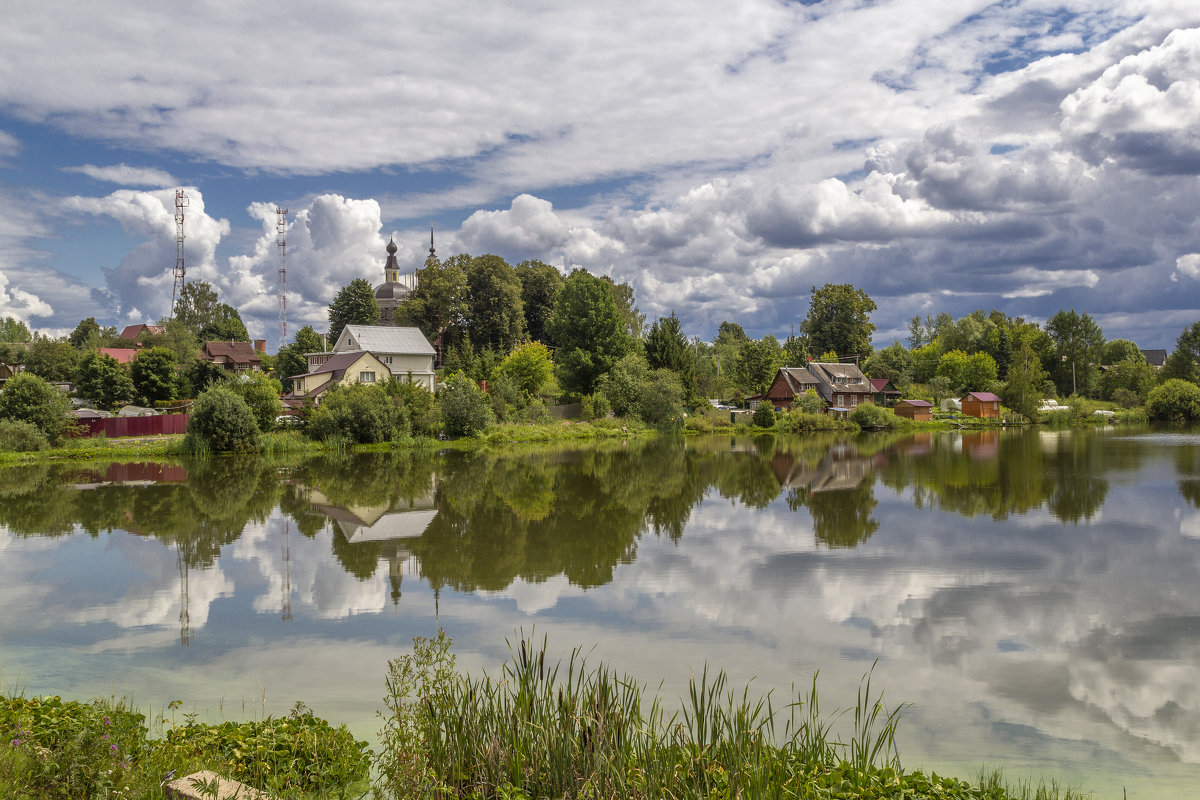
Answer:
xmin=276 ymin=207 xmax=289 ymax=345
xmin=171 ymin=189 xmax=189 ymax=315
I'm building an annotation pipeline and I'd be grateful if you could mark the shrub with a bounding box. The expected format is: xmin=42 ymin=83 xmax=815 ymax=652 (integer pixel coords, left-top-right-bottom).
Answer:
xmin=684 ymin=414 xmax=713 ymax=432
xmin=0 ymin=372 xmax=71 ymax=441
xmin=1146 ymin=378 xmax=1200 ymax=422
xmin=306 ymin=383 xmax=408 ymax=444
xmin=486 ymin=371 xmax=525 ymax=422
xmin=498 ymin=340 xmax=554 ymax=397
xmin=1111 ymin=388 xmax=1140 ymax=409
xmin=185 ymin=384 xmax=260 ymax=452
xmin=581 ymin=391 xmax=611 ymax=421
xmin=752 ymin=403 xmax=776 ymax=428
xmin=386 ymin=378 xmax=439 ymax=436
xmin=850 ymin=402 xmax=900 ymax=429
xmin=637 ymin=368 xmax=685 ymax=430
xmin=0 ymin=418 xmax=50 ymax=452
xmin=778 ymin=408 xmax=855 ymax=433
xmin=792 ymin=388 xmax=824 ymax=414
xmin=231 ymin=373 xmax=283 ymax=433
xmin=439 ymin=373 xmax=494 ymax=437
xmin=597 ymin=353 xmax=649 ymax=417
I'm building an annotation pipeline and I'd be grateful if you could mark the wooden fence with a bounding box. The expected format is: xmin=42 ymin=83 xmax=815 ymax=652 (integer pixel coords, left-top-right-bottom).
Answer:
xmin=73 ymin=414 xmax=189 ymax=438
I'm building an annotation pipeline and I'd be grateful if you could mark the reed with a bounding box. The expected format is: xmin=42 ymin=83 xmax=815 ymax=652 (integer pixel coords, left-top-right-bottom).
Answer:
xmin=377 ymin=632 xmax=1074 ymax=800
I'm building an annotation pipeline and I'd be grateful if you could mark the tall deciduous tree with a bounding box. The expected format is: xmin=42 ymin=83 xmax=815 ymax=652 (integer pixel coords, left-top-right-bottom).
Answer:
xmin=498 ymin=341 xmax=554 ymax=398
xmin=1168 ymin=320 xmax=1200 ymax=384
xmin=75 ymin=351 xmax=136 ymax=410
xmin=69 ymin=317 xmax=101 ymax=349
xmin=1003 ymin=338 xmax=1049 ymax=420
xmin=467 ymin=255 xmax=525 ymax=350
xmin=0 ymin=316 xmax=31 ymax=343
xmin=515 ymin=260 xmax=564 ymax=344
xmin=328 ymin=278 xmax=381 ymax=344
xmin=131 ymin=347 xmax=180 ymax=404
xmin=600 ymin=276 xmax=645 ymax=341
xmin=1045 ymin=309 xmax=1105 ymax=397
xmin=547 ymin=269 xmax=635 ymax=395
xmin=403 ymin=252 xmax=469 ymax=343
xmin=734 ymin=336 xmax=782 ymax=395
xmin=173 ymin=281 xmax=221 ymax=340
xmin=25 ymin=336 xmax=78 ymax=382
xmin=198 ymin=303 xmax=249 ymax=342
xmin=802 ymin=284 xmax=877 ymax=360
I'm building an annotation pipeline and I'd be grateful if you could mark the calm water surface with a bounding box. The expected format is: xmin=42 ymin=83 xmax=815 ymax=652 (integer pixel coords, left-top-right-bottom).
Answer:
xmin=2 ymin=427 xmax=1199 ymax=798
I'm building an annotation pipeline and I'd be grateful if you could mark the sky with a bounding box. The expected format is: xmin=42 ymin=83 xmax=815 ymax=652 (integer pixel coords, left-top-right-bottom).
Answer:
xmin=1 ymin=0 xmax=1199 ymax=352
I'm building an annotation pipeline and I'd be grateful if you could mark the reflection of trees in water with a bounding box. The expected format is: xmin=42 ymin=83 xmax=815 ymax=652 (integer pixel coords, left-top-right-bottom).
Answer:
xmin=787 ymin=481 xmax=879 ymax=548
xmin=1176 ymin=444 xmax=1200 ymax=509
xmin=878 ymin=429 xmax=1119 ymax=524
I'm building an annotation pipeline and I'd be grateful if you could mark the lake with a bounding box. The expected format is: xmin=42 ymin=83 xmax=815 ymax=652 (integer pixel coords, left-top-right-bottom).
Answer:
xmin=2 ymin=427 xmax=1198 ymax=797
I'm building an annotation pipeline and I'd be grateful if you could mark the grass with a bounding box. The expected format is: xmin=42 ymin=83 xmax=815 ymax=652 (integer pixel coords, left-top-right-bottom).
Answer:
xmin=376 ymin=631 xmax=1092 ymax=800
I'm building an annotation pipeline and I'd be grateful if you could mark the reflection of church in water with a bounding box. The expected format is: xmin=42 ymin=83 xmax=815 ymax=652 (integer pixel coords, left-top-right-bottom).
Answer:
xmin=297 ymin=483 xmax=437 ymax=606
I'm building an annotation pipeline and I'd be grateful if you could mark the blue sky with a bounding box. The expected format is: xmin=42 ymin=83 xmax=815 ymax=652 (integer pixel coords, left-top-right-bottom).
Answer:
xmin=2 ymin=0 xmax=1199 ymax=352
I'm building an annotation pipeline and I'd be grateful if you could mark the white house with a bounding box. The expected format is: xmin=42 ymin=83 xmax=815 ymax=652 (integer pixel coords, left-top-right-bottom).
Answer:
xmin=308 ymin=325 xmax=437 ymax=392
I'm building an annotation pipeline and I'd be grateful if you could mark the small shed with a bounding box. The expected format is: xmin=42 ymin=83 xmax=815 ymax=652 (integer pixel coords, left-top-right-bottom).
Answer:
xmin=961 ymin=391 xmax=1002 ymax=419
xmin=869 ymin=378 xmax=901 ymax=407
xmin=894 ymin=399 xmax=933 ymax=421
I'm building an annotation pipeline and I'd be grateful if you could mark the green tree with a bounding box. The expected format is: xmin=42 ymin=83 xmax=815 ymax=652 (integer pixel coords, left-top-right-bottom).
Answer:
xmin=74 ymin=351 xmax=136 ymax=410
xmin=198 ymin=303 xmax=249 ymax=342
xmin=936 ymin=349 xmax=997 ymax=393
xmin=1002 ymin=338 xmax=1049 ymax=419
xmin=1161 ymin=348 xmax=1197 ymax=384
xmin=547 ymin=269 xmax=636 ymax=395
xmin=1167 ymin=321 xmax=1200 ymax=383
xmin=1045 ymin=309 xmax=1104 ymax=397
xmin=1101 ymin=339 xmax=1143 ymax=365
xmin=131 ymin=347 xmax=180 ymax=404
xmin=439 ymin=373 xmax=494 ymax=437
xmin=498 ymin=340 xmax=554 ymax=398
xmin=910 ymin=341 xmax=943 ymax=384
xmin=403 ymin=253 xmax=469 ymax=343
xmin=307 ymin=383 xmax=406 ymax=443
xmin=906 ymin=315 xmax=935 ymax=349
xmin=752 ymin=402 xmax=776 ymax=428
xmin=173 ymin=281 xmax=222 ymax=340
xmin=467 ymin=254 xmax=526 ymax=350
xmin=68 ymin=317 xmax=101 ymax=349
xmin=802 ymin=283 xmax=877 ymax=360
xmin=601 ymin=276 xmax=645 ymax=341
xmin=1099 ymin=358 xmax=1157 ymax=402
xmin=24 ymin=336 xmax=78 ymax=382
xmin=733 ymin=336 xmax=782 ymax=395
xmin=386 ymin=378 xmax=439 ymax=436
xmin=715 ymin=321 xmax=748 ymax=346
xmin=515 ymin=260 xmax=564 ymax=344
xmin=0 ymin=372 xmax=71 ymax=441
xmin=0 ymin=316 xmax=32 ymax=343
xmin=863 ymin=341 xmax=913 ymax=385
xmin=782 ymin=333 xmax=808 ymax=367
xmin=644 ymin=312 xmax=695 ymax=398
xmin=186 ymin=384 xmax=260 ymax=452
xmin=273 ymin=325 xmax=324 ymax=390
xmin=328 ymin=278 xmax=381 ymax=344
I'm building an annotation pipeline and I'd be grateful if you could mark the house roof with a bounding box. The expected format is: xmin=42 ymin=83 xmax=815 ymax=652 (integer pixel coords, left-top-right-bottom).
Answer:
xmin=202 ymin=341 xmax=262 ymax=364
xmin=772 ymin=367 xmax=819 ymax=394
xmin=99 ymin=347 xmax=138 ymax=364
xmin=119 ymin=323 xmax=164 ymax=340
xmin=337 ymin=325 xmax=435 ymax=356
xmin=896 ymin=399 xmax=933 ymax=408
xmin=1140 ymin=348 xmax=1168 ymax=367
xmin=303 ymin=350 xmax=373 ymax=377
xmin=807 ymin=362 xmax=872 ymax=393
xmin=870 ymin=378 xmax=900 ymax=393
xmin=963 ymin=391 xmax=1002 ymax=402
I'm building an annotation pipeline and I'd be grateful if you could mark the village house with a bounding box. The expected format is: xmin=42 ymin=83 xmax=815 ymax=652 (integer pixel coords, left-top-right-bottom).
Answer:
xmin=894 ymin=399 xmax=933 ymax=421
xmin=199 ymin=340 xmax=265 ymax=373
xmin=806 ymin=361 xmax=873 ymax=416
xmin=961 ymin=391 xmax=1002 ymax=419
xmin=118 ymin=323 xmax=165 ymax=342
xmin=761 ymin=367 xmax=821 ymax=411
xmin=99 ymin=347 xmax=138 ymax=364
xmin=314 ymin=325 xmax=437 ymax=392
xmin=290 ymin=350 xmax=392 ymax=402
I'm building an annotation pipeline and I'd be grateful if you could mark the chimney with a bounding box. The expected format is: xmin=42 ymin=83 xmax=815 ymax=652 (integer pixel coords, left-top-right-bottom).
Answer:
xmin=254 ymin=339 xmax=266 ymax=353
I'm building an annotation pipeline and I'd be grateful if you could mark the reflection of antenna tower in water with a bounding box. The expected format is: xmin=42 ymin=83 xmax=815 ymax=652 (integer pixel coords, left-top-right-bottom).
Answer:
xmin=281 ymin=519 xmax=292 ymax=622
xmin=171 ymin=189 xmax=188 ymax=314
xmin=277 ymin=207 xmax=288 ymax=346
xmin=177 ymin=545 xmax=192 ymax=647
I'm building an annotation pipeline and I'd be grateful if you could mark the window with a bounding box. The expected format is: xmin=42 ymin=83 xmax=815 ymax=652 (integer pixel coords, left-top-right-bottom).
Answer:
xmin=360 ymin=371 xmax=375 ymax=383
xmin=384 ymin=355 xmax=393 ymax=364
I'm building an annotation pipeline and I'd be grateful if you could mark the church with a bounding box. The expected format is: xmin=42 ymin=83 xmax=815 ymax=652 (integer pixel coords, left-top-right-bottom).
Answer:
xmin=373 ymin=227 xmax=435 ymax=325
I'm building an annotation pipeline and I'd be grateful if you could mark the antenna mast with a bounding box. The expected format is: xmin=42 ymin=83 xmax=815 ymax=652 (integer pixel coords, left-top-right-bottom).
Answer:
xmin=171 ymin=189 xmax=188 ymax=315
xmin=276 ymin=207 xmax=288 ymax=345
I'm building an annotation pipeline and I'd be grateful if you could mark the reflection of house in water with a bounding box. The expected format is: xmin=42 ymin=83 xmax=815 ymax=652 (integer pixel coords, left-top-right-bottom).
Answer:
xmin=770 ymin=445 xmax=876 ymax=493
xmin=298 ymin=485 xmax=437 ymax=605
xmin=961 ymin=431 xmax=998 ymax=461
xmin=70 ymin=462 xmax=189 ymax=489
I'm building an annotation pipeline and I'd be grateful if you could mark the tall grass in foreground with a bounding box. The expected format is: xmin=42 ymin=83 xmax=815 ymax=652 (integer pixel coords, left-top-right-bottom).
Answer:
xmin=378 ymin=632 xmax=1090 ymax=800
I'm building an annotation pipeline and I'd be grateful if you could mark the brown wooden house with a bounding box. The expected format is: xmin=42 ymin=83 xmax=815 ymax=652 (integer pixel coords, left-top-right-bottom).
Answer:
xmin=762 ymin=367 xmax=821 ymax=411
xmin=961 ymin=391 xmax=1002 ymax=419
xmin=869 ymin=378 xmax=901 ymax=406
xmin=894 ymin=399 xmax=933 ymax=421
xmin=200 ymin=341 xmax=264 ymax=373
xmin=806 ymin=362 xmax=873 ymax=414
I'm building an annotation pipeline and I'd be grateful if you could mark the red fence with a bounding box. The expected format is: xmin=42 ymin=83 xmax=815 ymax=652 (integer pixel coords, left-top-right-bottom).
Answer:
xmin=74 ymin=414 xmax=189 ymax=438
